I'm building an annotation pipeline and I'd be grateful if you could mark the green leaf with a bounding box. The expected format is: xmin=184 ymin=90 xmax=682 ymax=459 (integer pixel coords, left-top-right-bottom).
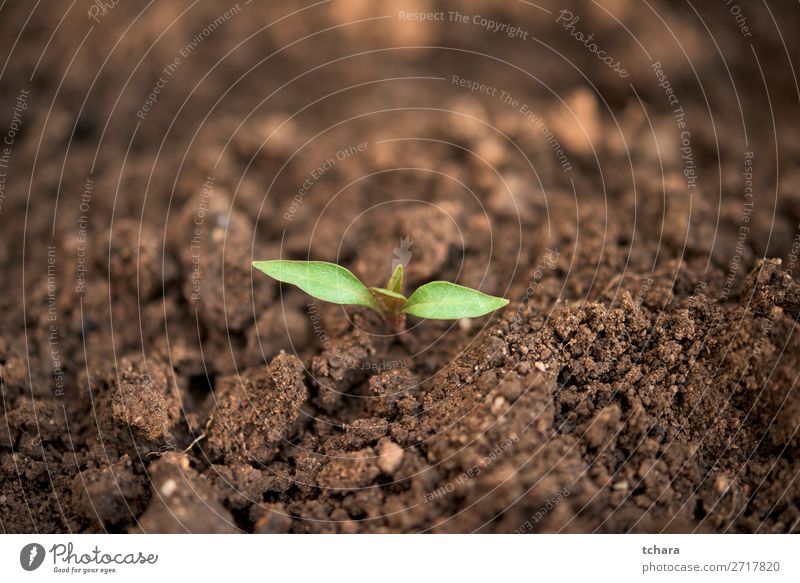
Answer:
xmin=402 ymin=282 xmax=509 ymax=320
xmin=386 ymin=264 xmax=403 ymax=294
xmin=369 ymin=286 xmax=407 ymax=313
xmin=253 ymin=260 xmax=381 ymax=311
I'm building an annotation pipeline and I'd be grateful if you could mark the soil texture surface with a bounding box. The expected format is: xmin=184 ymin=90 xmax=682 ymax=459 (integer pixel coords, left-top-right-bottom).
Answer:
xmin=1 ymin=1 xmax=800 ymax=533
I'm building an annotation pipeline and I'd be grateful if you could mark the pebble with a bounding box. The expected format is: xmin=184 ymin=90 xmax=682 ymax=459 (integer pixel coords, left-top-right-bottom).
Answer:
xmin=534 ymin=361 xmax=547 ymax=372
xmin=377 ymin=440 xmax=404 ymax=475
xmin=491 ymin=396 xmax=508 ymax=415
xmin=160 ymin=478 xmax=178 ymax=497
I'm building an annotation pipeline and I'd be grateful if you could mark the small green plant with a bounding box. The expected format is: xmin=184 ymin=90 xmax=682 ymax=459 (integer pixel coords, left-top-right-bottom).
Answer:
xmin=252 ymin=260 xmax=508 ymax=330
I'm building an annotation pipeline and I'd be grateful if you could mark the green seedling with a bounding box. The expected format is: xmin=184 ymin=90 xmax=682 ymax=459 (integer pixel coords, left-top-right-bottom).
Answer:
xmin=252 ymin=260 xmax=508 ymax=331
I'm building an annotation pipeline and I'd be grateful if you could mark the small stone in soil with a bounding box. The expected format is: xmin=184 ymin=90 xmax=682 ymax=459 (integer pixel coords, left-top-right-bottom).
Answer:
xmin=377 ymin=440 xmax=404 ymax=475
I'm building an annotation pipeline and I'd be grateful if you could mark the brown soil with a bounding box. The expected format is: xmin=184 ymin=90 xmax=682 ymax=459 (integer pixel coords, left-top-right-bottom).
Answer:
xmin=1 ymin=1 xmax=800 ymax=533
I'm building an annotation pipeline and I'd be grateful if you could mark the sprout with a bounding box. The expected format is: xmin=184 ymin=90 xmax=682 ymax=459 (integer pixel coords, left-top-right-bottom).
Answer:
xmin=252 ymin=260 xmax=508 ymax=331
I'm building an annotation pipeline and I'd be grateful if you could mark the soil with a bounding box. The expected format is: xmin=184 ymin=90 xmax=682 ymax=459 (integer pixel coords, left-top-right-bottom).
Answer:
xmin=1 ymin=1 xmax=800 ymax=533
